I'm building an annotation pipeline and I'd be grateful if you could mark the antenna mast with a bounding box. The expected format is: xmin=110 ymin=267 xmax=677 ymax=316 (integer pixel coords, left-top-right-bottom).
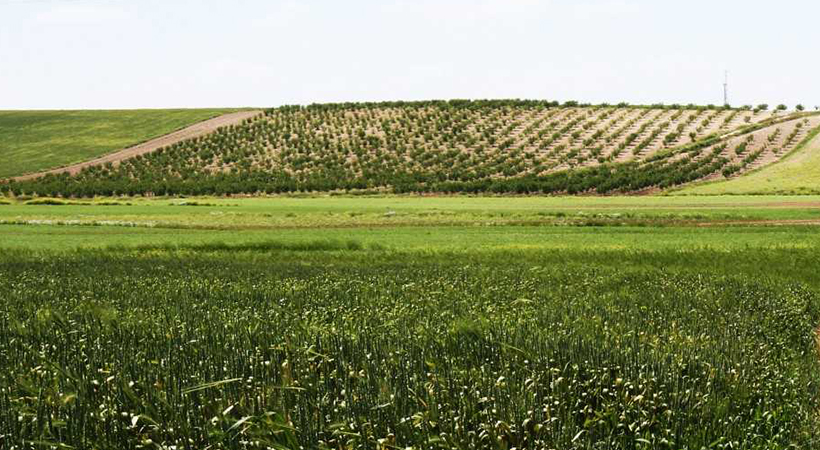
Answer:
xmin=723 ymin=70 xmax=729 ymax=106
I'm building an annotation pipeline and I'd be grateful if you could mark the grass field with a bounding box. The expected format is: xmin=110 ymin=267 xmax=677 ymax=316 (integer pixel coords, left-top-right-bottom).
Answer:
xmin=0 ymin=109 xmax=238 ymax=179
xmin=3 ymin=223 xmax=820 ymax=253
xmin=677 ymin=125 xmax=820 ymax=195
xmin=2 ymin=195 xmax=820 ymax=448
xmin=2 ymin=239 xmax=820 ymax=449
xmin=1 ymin=195 xmax=819 ymax=251
xmin=2 ymin=195 xmax=820 ymax=230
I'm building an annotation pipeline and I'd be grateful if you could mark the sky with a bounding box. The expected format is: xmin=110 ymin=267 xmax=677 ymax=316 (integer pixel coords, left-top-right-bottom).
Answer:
xmin=1 ymin=0 xmax=818 ymax=110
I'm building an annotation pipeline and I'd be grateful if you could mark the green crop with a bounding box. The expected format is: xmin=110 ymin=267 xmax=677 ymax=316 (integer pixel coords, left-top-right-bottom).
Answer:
xmin=1 ymin=250 xmax=818 ymax=449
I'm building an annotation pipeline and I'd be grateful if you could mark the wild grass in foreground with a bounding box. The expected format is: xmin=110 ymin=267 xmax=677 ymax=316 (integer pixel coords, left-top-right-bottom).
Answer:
xmin=1 ymin=249 xmax=819 ymax=449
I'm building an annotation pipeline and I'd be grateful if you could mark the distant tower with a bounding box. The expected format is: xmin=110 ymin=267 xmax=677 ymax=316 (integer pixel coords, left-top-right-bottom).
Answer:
xmin=723 ymin=71 xmax=729 ymax=106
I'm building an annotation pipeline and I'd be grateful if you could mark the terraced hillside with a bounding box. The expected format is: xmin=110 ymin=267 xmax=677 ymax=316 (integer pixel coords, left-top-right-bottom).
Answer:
xmin=3 ymin=101 xmax=818 ymax=197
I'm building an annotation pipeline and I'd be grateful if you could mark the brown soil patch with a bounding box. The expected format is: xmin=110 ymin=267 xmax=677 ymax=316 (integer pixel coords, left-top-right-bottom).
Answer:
xmin=9 ymin=110 xmax=263 ymax=182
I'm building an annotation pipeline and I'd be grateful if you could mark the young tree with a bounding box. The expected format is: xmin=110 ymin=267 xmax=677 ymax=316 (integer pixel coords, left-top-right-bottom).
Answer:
xmin=776 ymin=104 xmax=787 ymax=111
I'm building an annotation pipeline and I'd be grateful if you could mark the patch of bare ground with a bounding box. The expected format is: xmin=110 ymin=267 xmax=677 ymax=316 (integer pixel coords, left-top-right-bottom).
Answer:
xmin=10 ymin=110 xmax=263 ymax=182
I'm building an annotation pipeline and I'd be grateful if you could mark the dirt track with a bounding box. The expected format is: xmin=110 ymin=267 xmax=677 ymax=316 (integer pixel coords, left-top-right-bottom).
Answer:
xmin=9 ymin=110 xmax=263 ymax=182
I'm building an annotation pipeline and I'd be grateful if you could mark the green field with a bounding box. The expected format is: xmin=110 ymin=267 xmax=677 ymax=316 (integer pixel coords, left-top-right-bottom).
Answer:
xmin=0 ymin=109 xmax=238 ymax=179
xmin=3 ymin=195 xmax=820 ymax=447
xmin=3 ymin=223 xmax=820 ymax=254
xmin=677 ymin=125 xmax=820 ymax=195
xmin=2 ymin=223 xmax=820 ymax=448
xmin=0 ymin=195 xmax=819 ymax=251
xmin=6 ymin=193 xmax=819 ymax=253
xmin=2 ymin=195 xmax=820 ymax=228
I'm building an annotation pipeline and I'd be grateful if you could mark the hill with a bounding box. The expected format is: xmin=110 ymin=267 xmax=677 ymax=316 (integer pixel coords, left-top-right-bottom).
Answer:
xmin=3 ymin=101 xmax=818 ymax=197
xmin=0 ymin=108 xmax=241 ymax=179
xmin=674 ymin=125 xmax=820 ymax=195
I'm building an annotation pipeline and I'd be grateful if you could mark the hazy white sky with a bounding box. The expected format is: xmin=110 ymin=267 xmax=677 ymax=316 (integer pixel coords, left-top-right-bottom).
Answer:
xmin=1 ymin=0 xmax=817 ymax=109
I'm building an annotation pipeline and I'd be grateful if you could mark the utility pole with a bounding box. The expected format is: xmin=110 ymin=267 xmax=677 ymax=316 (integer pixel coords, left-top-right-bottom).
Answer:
xmin=723 ymin=70 xmax=729 ymax=107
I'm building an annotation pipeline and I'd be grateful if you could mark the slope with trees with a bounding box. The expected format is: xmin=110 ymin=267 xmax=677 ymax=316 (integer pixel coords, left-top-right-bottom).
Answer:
xmin=3 ymin=100 xmax=815 ymax=197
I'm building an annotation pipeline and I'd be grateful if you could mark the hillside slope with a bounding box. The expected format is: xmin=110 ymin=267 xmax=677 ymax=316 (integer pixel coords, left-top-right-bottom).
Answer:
xmin=675 ymin=126 xmax=820 ymax=195
xmin=3 ymin=101 xmax=817 ymax=197
xmin=0 ymin=109 xmax=241 ymax=179
xmin=10 ymin=111 xmax=262 ymax=182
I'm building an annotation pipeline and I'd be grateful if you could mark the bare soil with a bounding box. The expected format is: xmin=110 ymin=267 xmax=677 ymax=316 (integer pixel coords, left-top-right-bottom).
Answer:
xmin=10 ymin=111 xmax=262 ymax=182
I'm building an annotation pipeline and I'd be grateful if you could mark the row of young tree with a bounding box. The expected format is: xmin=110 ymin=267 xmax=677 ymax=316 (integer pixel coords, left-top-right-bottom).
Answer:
xmin=0 ymin=135 xmax=740 ymax=197
xmin=291 ymin=99 xmax=809 ymax=112
xmin=3 ymin=104 xmax=812 ymax=198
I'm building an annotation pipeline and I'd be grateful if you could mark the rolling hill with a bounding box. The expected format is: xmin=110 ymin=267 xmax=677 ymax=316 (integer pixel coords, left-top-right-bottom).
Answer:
xmin=0 ymin=108 xmax=243 ymax=179
xmin=675 ymin=124 xmax=820 ymax=195
xmin=3 ymin=101 xmax=818 ymax=197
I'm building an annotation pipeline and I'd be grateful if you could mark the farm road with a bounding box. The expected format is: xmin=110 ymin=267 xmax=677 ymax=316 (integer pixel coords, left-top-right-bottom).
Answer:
xmin=10 ymin=110 xmax=262 ymax=182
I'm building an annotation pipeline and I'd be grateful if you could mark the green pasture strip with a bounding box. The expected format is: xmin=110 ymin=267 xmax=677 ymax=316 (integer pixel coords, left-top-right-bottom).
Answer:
xmin=1 ymin=195 xmax=819 ymax=230
xmin=0 ymin=108 xmax=239 ymax=179
xmin=2 ymin=223 xmax=819 ymax=253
